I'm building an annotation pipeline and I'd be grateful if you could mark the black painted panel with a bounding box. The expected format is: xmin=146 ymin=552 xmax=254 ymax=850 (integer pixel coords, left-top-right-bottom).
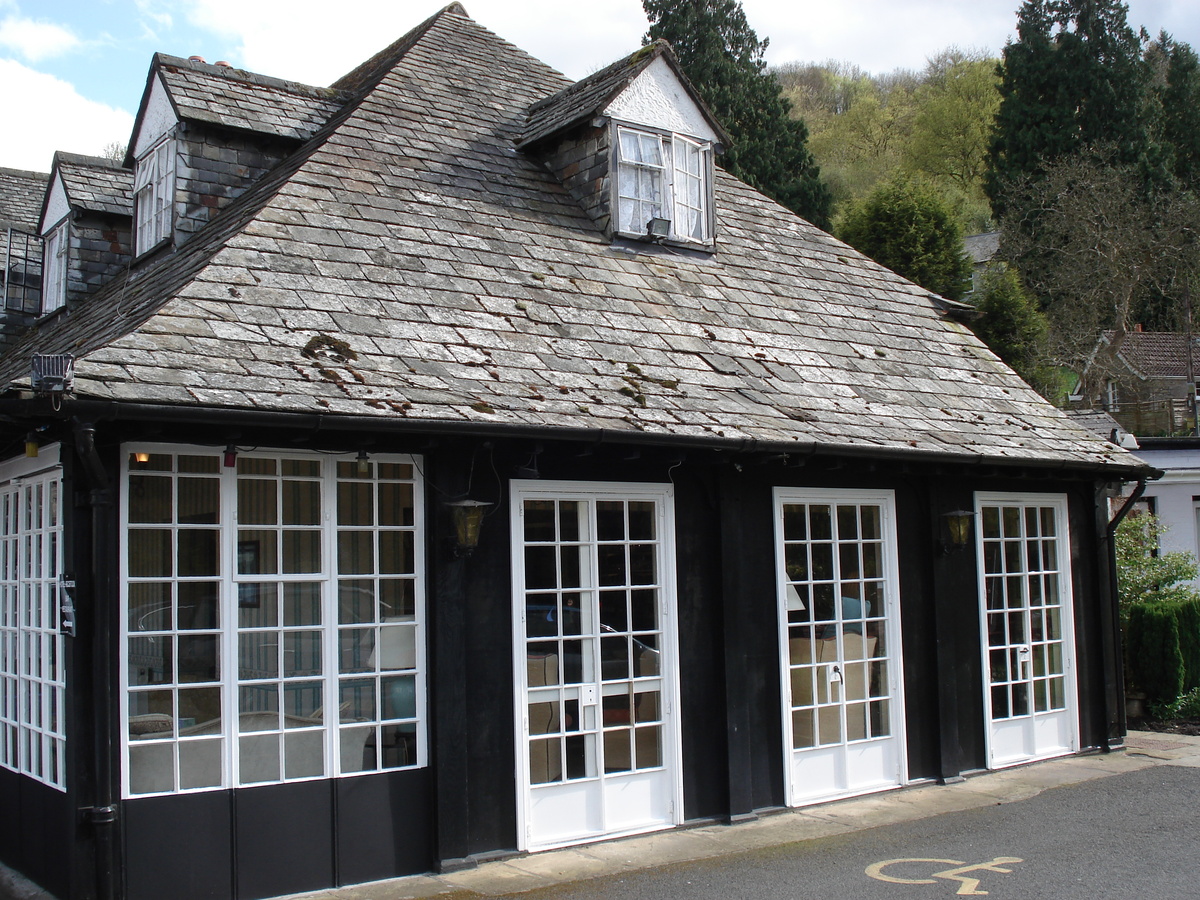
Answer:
xmin=124 ymin=791 xmax=233 ymax=900
xmin=0 ymin=768 xmax=20 ymax=871
xmin=337 ymin=769 xmax=432 ymax=884
xmin=0 ymin=775 xmax=71 ymax=897
xmin=235 ymin=780 xmax=333 ymax=900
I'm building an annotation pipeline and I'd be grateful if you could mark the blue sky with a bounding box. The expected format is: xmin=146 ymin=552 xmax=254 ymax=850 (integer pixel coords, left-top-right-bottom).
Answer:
xmin=3 ymin=0 xmax=1199 ymax=172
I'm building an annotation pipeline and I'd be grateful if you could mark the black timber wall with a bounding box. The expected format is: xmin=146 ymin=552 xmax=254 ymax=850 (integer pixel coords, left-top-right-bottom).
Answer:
xmin=17 ymin=421 xmax=1123 ymax=899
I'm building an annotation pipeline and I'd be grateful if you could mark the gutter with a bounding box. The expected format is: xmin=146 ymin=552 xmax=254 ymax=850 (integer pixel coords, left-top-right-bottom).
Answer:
xmin=0 ymin=396 xmax=1160 ymax=480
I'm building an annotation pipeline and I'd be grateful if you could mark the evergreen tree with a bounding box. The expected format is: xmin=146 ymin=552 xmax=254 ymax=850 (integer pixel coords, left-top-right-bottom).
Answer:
xmin=986 ymin=0 xmax=1152 ymax=215
xmin=1159 ymin=36 xmax=1200 ymax=190
xmin=837 ymin=176 xmax=973 ymax=301
xmin=969 ymin=264 xmax=1052 ymax=392
xmin=643 ymin=0 xmax=833 ymax=230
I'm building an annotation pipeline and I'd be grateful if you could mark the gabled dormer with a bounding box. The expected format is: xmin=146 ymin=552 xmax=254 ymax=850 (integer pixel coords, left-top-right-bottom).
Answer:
xmin=37 ymin=152 xmax=133 ymax=315
xmin=125 ymin=54 xmax=348 ymax=256
xmin=518 ymin=41 xmax=730 ymax=249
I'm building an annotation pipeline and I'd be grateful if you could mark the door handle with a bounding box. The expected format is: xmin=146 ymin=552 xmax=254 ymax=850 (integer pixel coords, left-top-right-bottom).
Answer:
xmin=1016 ymin=645 xmax=1031 ymax=678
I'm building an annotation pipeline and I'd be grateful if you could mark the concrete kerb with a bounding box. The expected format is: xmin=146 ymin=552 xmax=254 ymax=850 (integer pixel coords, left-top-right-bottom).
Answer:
xmin=4 ymin=732 xmax=1199 ymax=900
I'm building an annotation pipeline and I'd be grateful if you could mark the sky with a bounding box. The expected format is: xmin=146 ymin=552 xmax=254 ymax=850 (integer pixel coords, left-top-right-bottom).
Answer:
xmin=2 ymin=0 xmax=1199 ymax=173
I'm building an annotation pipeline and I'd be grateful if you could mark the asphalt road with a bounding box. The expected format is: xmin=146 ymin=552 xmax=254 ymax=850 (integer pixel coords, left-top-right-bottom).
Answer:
xmin=501 ymin=764 xmax=1200 ymax=900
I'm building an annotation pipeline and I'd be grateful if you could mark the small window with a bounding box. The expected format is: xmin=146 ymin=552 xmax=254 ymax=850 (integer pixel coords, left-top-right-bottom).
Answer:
xmin=616 ymin=126 xmax=712 ymax=244
xmin=41 ymin=220 xmax=68 ymax=314
xmin=134 ymin=137 xmax=176 ymax=255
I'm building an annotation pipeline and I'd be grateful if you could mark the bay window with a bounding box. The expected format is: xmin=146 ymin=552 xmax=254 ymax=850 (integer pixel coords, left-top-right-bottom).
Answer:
xmin=0 ymin=461 xmax=66 ymax=790
xmin=122 ymin=447 xmax=425 ymax=796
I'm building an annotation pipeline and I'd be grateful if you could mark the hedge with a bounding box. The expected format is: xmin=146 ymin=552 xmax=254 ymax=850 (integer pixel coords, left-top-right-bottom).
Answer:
xmin=1126 ymin=596 xmax=1200 ymax=705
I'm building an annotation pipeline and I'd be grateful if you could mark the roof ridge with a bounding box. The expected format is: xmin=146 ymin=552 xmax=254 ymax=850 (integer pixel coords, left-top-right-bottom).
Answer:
xmin=53 ymin=151 xmax=126 ymax=171
xmin=154 ymin=53 xmax=345 ymax=100
xmin=525 ymin=40 xmax=666 ymax=117
xmin=329 ymin=3 xmax=468 ymax=95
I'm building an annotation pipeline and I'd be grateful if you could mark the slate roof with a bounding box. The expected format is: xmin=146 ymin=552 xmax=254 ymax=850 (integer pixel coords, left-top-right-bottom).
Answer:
xmin=0 ymin=5 xmax=1143 ymax=473
xmin=964 ymin=231 xmax=1000 ymax=266
xmin=153 ymin=53 xmax=347 ymax=143
xmin=517 ymin=40 xmax=729 ymax=150
xmin=1104 ymin=331 xmax=1200 ymax=379
xmin=54 ymin=153 xmax=133 ymax=219
xmin=0 ymin=167 xmax=49 ymax=231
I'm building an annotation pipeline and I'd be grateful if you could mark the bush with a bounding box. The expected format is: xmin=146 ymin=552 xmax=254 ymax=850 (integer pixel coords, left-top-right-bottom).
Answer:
xmin=1126 ymin=601 xmax=1185 ymax=705
xmin=1151 ymin=686 xmax=1200 ymax=721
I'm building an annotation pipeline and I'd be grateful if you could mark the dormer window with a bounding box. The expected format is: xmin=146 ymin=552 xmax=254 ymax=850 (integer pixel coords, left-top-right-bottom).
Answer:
xmin=134 ymin=136 xmax=176 ymax=255
xmin=42 ymin=220 xmax=68 ymax=314
xmin=615 ymin=126 xmax=712 ymax=244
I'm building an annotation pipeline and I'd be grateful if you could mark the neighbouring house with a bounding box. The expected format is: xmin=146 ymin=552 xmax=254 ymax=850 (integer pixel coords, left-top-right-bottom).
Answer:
xmin=0 ymin=6 xmax=1152 ymax=900
xmin=1 ymin=167 xmax=49 ymax=352
xmin=1083 ymin=329 xmax=1200 ymax=436
xmin=1115 ymin=437 xmax=1200 ymax=590
xmin=963 ymin=230 xmax=999 ymax=297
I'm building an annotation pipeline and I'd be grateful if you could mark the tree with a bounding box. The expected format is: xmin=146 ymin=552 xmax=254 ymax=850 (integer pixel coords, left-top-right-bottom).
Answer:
xmin=969 ymin=264 xmax=1052 ymax=391
xmin=643 ymin=0 xmax=833 ymax=230
xmin=986 ymin=0 xmax=1152 ymax=217
xmin=1156 ymin=35 xmax=1200 ymax=190
xmin=903 ymin=50 xmax=1000 ymax=232
xmin=999 ymin=147 xmax=1200 ymax=404
xmin=837 ymin=175 xmax=972 ymax=301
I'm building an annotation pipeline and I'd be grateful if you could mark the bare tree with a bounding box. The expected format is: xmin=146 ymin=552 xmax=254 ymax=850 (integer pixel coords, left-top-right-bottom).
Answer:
xmin=1000 ymin=147 xmax=1200 ymax=404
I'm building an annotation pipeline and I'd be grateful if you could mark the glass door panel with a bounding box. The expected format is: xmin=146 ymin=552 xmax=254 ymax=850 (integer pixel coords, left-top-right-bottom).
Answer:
xmin=777 ymin=490 xmax=904 ymax=806
xmin=515 ymin=485 xmax=677 ymax=850
xmin=977 ymin=495 xmax=1076 ymax=767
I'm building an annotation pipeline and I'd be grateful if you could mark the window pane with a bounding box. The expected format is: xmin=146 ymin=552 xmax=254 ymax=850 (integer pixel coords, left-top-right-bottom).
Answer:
xmin=178 ymin=478 xmax=219 ymax=525
xmin=129 ymin=476 xmax=172 ymax=523
xmin=282 ymin=481 xmax=321 ymax=526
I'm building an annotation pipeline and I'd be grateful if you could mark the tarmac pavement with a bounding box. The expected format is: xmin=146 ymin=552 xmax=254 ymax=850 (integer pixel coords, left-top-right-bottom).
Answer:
xmin=4 ymin=731 xmax=1198 ymax=900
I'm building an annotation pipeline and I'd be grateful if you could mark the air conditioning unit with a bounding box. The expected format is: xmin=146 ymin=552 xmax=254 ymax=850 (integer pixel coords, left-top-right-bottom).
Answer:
xmin=31 ymin=354 xmax=74 ymax=394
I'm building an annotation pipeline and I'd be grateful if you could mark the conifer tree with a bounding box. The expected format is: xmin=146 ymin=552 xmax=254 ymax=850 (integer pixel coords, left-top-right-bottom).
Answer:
xmin=643 ymin=0 xmax=833 ymax=230
xmin=837 ymin=176 xmax=973 ymax=301
xmin=986 ymin=0 xmax=1151 ymax=215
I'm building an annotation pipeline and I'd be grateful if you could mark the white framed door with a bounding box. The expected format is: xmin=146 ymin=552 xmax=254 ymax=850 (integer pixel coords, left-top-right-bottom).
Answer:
xmin=775 ymin=488 xmax=906 ymax=806
xmin=512 ymin=481 xmax=681 ymax=851
xmin=976 ymin=493 xmax=1077 ymax=768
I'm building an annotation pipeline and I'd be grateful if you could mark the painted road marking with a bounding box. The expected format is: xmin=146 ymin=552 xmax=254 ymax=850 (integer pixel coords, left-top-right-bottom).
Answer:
xmin=865 ymin=857 xmax=1024 ymax=895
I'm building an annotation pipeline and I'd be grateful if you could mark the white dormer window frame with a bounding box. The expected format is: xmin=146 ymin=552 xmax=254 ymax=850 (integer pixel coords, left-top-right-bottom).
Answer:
xmin=41 ymin=219 xmax=68 ymax=315
xmin=614 ymin=125 xmax=713 ymax=245
xmin=134 ymin=135 xmax=176 ymax=256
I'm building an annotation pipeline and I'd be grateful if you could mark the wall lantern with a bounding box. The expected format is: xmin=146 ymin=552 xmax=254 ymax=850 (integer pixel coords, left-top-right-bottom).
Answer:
xmin=942 ymin=509 xmax=976 ymax=553
xmin=448 ymin=499 xmax=493 ymax=556
xmin=223 ymin=444 xmax=238 ymax=468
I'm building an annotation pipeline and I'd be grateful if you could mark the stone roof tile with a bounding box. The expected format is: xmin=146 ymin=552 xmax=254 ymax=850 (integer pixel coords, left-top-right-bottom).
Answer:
xmin=0 ymin=6 xmax=1143 ymax=474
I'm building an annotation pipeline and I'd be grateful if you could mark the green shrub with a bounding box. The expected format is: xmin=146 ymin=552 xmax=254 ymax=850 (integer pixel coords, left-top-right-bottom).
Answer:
xmin=1177 ymin=597 xmax=1200 ymax=691
xmin=1126 ymin=601 xmax=1185 ymax=705
xmin=1150 ymin=686 xmax=1200 ymax=720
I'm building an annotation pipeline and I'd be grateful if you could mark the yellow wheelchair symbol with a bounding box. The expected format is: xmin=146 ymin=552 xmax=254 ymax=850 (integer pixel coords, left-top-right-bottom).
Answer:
xmin=865 ymin=857 xmax=1024 ymax=896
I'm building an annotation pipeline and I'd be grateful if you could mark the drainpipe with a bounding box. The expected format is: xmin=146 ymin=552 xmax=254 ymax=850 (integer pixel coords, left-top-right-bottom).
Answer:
xmin=75 ymin=421 xmax=117 ymax=900
xmin=1102 ymin=477 xmax=1148 ymax=748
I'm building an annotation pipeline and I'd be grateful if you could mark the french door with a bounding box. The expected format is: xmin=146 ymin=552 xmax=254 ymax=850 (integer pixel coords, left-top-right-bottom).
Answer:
xmin=775 ymin=489 xmax=906 ymax=806
xmin=512 ymin=482 xmax=680 ymax=851
xmin=976 ymin=494 xmax=1077 ymax=768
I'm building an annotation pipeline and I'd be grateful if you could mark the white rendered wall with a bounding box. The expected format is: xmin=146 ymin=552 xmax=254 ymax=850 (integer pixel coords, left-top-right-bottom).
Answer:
xmin=604 ymin=56 xmax=720 ymax=143
xmin=133 ymin=74 xmax=178 ymax=158
xmin=40 ymin=175 xmax=69 ymax=234
xmin=1137 ymin=447 xmax=1200 ymax=589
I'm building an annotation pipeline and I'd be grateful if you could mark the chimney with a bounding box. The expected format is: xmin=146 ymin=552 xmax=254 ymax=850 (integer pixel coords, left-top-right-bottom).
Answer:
xmin=188 ymin=55 xmax=206 ymax=63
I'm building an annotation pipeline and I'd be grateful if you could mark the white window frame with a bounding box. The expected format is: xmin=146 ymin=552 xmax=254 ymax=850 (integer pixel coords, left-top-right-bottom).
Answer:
xmin=41 ymin=219 xmax=68 ymax=314
xmin=615 ymin=125 xmax=713 ymax=244
xmin=0 ymin=447 xmax=66 ymax=791
xmin=134 ymin=136 xmax=176 ymax=255
xmin=120 ymin=445 xmax=427 ymax=798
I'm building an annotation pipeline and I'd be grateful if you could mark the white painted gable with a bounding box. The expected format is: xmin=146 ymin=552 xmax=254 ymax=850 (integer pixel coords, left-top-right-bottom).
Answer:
xmin=603 ymin=56 xmax=720 ymax=143
xmin=132 ymin=73 xmax=179 ymax=158
xmin=40 ymin=173 xmax=70 ymax=235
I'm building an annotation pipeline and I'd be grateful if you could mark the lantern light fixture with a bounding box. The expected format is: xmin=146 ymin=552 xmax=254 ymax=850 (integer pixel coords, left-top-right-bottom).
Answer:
xmin=942 ymin=509 xmax=976 ymax=553
xmin=447 ymin=499 xmax=493 ymax=556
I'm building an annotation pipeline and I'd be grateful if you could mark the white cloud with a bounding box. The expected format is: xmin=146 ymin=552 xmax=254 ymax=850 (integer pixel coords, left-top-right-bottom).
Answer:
xmin=0 ymin=15 xmax=81 ymax=62
xmin=0 ymin=59 xmax=134 ymax=172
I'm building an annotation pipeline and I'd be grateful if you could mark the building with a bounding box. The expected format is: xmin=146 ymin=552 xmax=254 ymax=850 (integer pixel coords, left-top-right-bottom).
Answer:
xmin=0 ymin=6 xmax=1150 ymax=900
xmin=0 ymin=167 xmax=49 ymax=352
xmin=1085 ymin=329 xmax=1200 ymax=436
